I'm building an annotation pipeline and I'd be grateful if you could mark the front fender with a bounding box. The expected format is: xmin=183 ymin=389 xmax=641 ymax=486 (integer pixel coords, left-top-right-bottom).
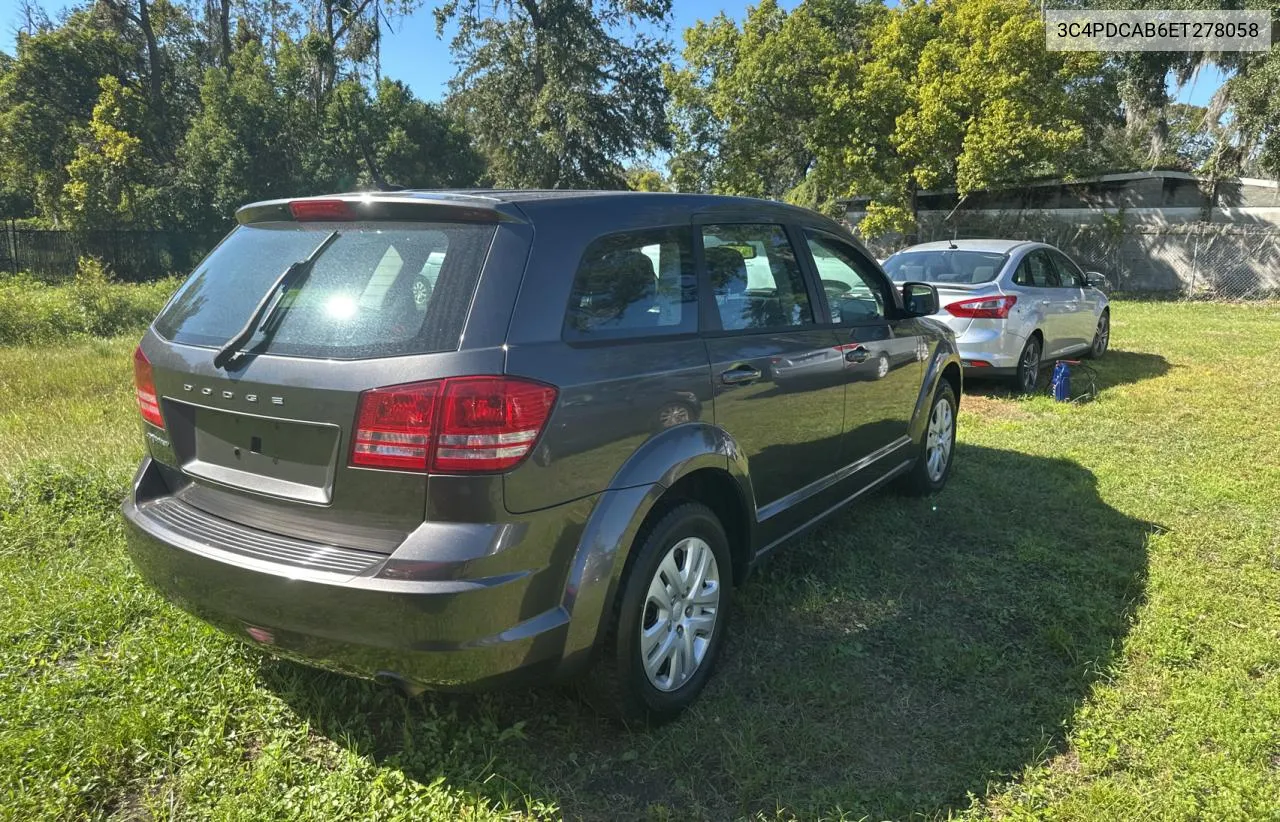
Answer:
xmin=908 ymin=328 xmax=962 ymax=445
xmin=555 ymin=422 xmax=754 ymax=673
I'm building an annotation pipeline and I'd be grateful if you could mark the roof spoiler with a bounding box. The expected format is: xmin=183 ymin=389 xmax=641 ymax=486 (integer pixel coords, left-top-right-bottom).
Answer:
xmin=235 ymin=194 xmax=528 ymax=225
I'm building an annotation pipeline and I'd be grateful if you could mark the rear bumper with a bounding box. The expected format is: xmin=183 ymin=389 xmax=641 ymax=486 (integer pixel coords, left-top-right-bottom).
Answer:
xmin=121 ymin=459 xmax=591 ymax=691
xmin=954 ymin=323 xmax=1027 ymax=371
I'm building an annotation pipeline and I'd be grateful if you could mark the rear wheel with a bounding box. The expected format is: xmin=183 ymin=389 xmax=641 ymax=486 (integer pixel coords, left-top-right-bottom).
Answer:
xmin=1012 ymin=335 xmax=1042 ymax=394
xmin=589 ymin=502 xmax=732 ymax=725
xmin=1085 ymin=310 xmax=1110 ymax=359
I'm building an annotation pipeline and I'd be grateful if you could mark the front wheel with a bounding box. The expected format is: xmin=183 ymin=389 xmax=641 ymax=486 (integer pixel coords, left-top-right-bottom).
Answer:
xmin=1084 ymin=310 xmax=1110 ymax=359
xmin=589 ymin=502 xmax=732 ymax=725
xmin=898 ymin=380 xmax=957 ymax=496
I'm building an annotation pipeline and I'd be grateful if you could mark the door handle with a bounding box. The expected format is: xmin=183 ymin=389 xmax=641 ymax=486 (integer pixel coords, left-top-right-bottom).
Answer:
xmin=720 ymin=365 xmax=762 ymax=386
xmin=844 ymin=345 xmax=870 ymax=363
xmin=1040 ymin=299 xmax=1051 ymax=307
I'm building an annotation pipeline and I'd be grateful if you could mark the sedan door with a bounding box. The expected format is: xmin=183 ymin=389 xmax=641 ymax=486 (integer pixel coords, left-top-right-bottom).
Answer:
xmin=801 ymin=229 xmax=921 ymax=468
xmin=1011 ymin=249 xmax=1073 ymax=357
xmin=1046 ymin=249 xmax=1099 ymax=351
xmin=700 ymin=222 xmax=845 ymax=540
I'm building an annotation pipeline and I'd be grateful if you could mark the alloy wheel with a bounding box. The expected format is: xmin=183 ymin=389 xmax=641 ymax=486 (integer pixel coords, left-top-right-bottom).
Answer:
xmin=640 ymin=537 xmax=721 ymax=692
xmin=1020 ymin=341 xmax=1040 ymax=393
xmin=925 ymin=394 xmax=954 ymax=482
xmin=1093 ymin=313 xmax=1110 ymax=357
xmin=876 ymin=353 xmax=890 ymax=379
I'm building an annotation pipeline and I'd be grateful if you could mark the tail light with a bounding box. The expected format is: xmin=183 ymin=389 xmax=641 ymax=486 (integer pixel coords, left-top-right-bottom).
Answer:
xmin=132 ymin=345 xmax=165 ymax=428
xmin=350 ymin=376 xmax=557 ymax=473
xmin=945 ymin=295 xmax=1017 ymax=319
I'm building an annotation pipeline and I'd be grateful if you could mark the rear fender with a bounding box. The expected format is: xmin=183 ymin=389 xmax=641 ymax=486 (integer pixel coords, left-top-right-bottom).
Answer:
xmin=556 ymin=422 xmax=753 ymax=671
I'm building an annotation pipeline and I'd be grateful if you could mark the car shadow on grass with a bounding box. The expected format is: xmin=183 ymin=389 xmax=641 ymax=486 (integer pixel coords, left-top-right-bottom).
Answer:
xmin=964 ymin=349 xmax=1171 ymax=399
xmin=262 ymin=443 xmax=1155 ymax=821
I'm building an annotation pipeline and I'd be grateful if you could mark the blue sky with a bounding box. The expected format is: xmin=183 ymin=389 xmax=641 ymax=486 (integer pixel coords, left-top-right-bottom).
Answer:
xmin=0 ymin=0 xmax=1226 ymax=105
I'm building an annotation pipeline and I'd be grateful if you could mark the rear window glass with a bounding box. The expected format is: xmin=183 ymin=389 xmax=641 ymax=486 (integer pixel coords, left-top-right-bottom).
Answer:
xmin=882 ymin=250 xmax=1008 ymax=284
xmin=153 ymin=222 xmax=496 ymax=359
xmin=563 ymin=227 xmax=697 ymax=340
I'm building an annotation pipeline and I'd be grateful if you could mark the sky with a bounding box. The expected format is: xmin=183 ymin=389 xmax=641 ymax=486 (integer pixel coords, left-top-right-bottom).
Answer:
xmin=0 ymin=0 xmax=1226 ymax=106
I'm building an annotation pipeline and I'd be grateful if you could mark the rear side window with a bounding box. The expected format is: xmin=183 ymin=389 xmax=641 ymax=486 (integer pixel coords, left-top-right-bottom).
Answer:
xmin=563 ymin=227 xmax=697 ymax=340
xmin=154 ymin=222 xmax=496 ymax=359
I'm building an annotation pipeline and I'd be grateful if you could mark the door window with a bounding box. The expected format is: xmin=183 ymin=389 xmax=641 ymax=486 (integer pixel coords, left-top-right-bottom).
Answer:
xmin=702 ymin=224 xmax=814 ymax=331
xmin=1047 ymin=249 xmax=1084 ymax=287
xmin=804 ymin=232 xmax=890 ymax=324
xmin=1013 ymin=250 xmax=1059 ymax=287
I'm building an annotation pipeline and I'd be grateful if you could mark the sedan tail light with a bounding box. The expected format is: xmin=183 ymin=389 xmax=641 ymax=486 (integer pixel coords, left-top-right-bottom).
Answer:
xmin=945 ymin=295 xmax=1017 ymax=319
xmin=132 ymin=345 xmax=165 ymax=428
xmin=351 ymin=376 xmax=557 ymax=473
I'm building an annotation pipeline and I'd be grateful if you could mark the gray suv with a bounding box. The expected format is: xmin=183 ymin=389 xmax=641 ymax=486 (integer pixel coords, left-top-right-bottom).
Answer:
xmin=123 ymin=191 xmax=961 ymax=723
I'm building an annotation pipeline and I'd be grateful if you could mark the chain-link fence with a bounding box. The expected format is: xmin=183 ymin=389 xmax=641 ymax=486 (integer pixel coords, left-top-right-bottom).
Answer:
xmin=859 ymin=213 xmax=1280 ymax=300
xmin=0 ymin=223 xmax=223 ymax=283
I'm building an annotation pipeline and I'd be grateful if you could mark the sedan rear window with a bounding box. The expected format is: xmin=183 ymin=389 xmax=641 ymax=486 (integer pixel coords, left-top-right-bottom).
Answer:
xmin=882 ymin=250 xmax=1008 ymax=284
xmin=154 ymin=222 xmax=496 ymax=359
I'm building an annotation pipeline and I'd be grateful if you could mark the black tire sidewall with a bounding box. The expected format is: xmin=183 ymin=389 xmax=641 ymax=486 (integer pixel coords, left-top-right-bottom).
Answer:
xmin=1090 ymin=311 xmax=1109 ymax=358
xmin=612 ymin=503 xmax=732 ymax=721
xmin=1015 ymin=337 xmax=1042 ymax=393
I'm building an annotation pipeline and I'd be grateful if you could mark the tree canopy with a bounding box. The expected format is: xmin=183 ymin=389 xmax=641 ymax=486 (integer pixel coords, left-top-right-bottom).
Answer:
xmin=0 ymin=0 xmax=1274 ymax=239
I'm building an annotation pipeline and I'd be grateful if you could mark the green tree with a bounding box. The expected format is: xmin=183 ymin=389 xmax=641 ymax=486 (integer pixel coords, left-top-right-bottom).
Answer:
xmin=440 ymin=0 xmax=672 ymax=188
xmin=0 ymin=11 xmax=141 ymax=223
xmin=625 ymin=165 xmax=671 ymax=191
xmin=838 ymin=0 xmax=1107 ymax=236
xmin=62 ymin=75 xmax=161 ymax=227
xmin=666 ymin=0 xmax=881 ymax=211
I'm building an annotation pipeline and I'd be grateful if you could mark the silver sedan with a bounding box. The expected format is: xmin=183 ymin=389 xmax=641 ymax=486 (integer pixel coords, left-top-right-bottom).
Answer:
xmin=883 ymin=240 xmax=1111 ymax=393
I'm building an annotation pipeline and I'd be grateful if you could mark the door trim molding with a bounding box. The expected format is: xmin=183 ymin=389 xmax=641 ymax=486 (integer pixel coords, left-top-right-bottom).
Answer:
xmin=754 ymin=457 xmax=914 ymax=560
xmin=756 ymin=434 xmax=912 ymax=523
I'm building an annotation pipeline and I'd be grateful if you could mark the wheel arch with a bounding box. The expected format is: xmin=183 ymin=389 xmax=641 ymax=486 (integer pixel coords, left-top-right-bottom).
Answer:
xmin=555 ymin=424 xmax=756 ymax=674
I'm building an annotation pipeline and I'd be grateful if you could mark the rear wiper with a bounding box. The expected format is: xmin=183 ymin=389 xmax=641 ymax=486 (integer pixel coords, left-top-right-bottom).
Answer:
xmin=213 ymin=231 xmax=339 ymax=369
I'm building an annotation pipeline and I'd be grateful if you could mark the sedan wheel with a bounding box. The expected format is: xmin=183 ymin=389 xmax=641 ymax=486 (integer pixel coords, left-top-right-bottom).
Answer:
xmin=1014 ymin=337 xmax=1042 ymax=394
xmin=1088 ymin=312 xmax=1110 ymax=359
xmin=640 ymin=537 xmax=721 ymax=692
xmin=875 ymin=352 xmax=890 ymax=380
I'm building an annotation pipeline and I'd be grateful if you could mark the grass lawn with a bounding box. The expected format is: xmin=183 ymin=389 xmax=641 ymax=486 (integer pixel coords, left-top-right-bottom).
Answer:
xmin=2 ymin=301 xmax=1279 ymax=820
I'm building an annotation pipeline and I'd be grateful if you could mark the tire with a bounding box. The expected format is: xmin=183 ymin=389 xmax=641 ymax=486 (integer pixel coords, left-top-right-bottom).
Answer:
xmin=898 ymin=380 xmax=957 ymax=496
xmin=1012 ymin=335 xmax=1042 ymax=395
xmin=589 ymin=501 xmax=733 ymax=726
xmin=1084 ymin=310 xmax=1110 ymax=359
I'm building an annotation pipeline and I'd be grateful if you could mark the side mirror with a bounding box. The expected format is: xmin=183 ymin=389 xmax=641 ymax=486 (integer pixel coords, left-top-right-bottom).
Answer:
xmin=1084 ymin=271 xmax=1110 ymax=292
xmin=902 ymin=282 xmax=939 ymax=317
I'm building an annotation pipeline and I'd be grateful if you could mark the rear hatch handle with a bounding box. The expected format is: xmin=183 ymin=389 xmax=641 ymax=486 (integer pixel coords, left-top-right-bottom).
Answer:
xmin=212 ymin=230 xmax=340 ymax=369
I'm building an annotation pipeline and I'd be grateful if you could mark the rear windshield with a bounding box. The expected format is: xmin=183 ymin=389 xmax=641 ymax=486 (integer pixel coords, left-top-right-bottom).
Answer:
xmin=154 ymin=221 xmax=496 ymax=359
xmin=882 ymin=250 xmax=1008 ymax=284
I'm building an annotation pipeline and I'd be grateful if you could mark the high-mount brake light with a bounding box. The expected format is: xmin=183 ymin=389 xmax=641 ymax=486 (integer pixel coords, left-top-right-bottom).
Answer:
xmin=133 ymin=346 xmax=165 ymax=428
xmin=289 ymin=199 xmax=356 ymax=221
xmin=945 ymin=295 xmax=1018 ymax=319
xmin=350 ymin=377 xmax=557 ymax=473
